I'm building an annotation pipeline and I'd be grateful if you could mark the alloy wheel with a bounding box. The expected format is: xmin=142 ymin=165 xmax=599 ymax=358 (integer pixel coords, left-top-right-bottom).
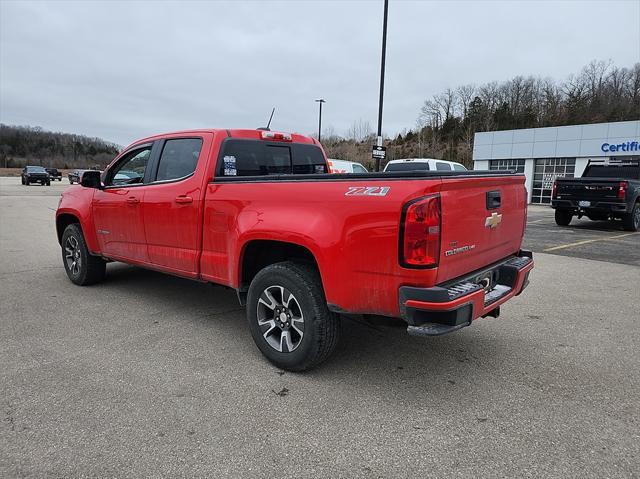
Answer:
xmin=256 ymin=285 xmax=305 ymax=353
xmin=65 ymin=235 xmax=82 ymax=276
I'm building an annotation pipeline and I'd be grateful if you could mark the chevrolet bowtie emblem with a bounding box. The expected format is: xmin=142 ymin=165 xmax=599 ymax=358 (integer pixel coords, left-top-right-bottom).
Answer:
xmin=485 ymin=212 xmax=502 ymax=229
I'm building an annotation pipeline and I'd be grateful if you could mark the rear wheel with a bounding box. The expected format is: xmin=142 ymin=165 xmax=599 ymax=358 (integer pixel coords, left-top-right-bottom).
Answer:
xmin=555 ymin=209 xmax=572 ymax=226
xmin=61 ymin=224 xmax=106 ymax=285
xmin=247 ymin=261 xmax=340 ymax=371
xmin=622 ymin=202 xmax=640 ymax=232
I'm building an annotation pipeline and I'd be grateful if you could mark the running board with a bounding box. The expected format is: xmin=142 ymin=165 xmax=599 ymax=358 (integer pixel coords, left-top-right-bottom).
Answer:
xmin=406 ymin=321 xmax=471 ymax=337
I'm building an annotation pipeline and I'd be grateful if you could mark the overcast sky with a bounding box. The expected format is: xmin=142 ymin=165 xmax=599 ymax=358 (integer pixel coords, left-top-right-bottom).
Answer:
xmin=1 ymin=0 xmax=639 ymax=147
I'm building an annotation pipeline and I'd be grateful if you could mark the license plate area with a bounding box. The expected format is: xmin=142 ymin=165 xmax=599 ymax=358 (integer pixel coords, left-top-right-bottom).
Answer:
xmin=579 ymin=200 xmax=591 ymax=207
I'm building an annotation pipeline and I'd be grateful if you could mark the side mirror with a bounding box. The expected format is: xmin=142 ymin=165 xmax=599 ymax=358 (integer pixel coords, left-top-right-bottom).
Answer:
xmin=80 ymin=170 xmax=102 ymax=189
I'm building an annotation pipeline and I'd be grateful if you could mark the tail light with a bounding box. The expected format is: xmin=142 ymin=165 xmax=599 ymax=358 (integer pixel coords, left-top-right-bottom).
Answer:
xmin=401 ymin=195 xmax=441 ymax=267
xmin=260 ymin=131 xmax=292 ymax=142
xmin=551 ymin=181 xmax=558 ymax=199
xmin=618 ymin=181 xmax=628 ymax=200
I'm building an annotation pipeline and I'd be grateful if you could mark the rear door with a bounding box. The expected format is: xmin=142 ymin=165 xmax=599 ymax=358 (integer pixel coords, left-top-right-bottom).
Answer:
xmin=141 ymin=134 xmax=212 ymax=277
xmin=436 ymin=175 xmax=527 ymax=282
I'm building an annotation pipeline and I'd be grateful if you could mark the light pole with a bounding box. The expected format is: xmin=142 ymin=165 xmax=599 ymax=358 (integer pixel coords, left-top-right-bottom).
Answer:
xmin=375 ymin=0 xmax=389 ymax=171
xmin=315 ymin=99 xmax=325 ymax=142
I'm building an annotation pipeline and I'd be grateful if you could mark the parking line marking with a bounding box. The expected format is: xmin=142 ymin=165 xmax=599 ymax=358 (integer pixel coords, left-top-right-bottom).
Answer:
xmin=544 ymin=232 xmax=639 ymax=252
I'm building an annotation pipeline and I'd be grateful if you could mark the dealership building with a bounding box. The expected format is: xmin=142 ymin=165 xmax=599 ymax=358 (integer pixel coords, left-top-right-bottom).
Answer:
xmin=473 ymin=120 xmax=640 ymax=204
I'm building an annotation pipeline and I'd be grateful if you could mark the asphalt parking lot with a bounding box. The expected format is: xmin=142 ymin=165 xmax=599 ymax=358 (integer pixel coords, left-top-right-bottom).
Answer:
xmin=1 ymin=177 xmax=639 ymax=478
xmin=524 ymin=204 xmax=640 ymax=267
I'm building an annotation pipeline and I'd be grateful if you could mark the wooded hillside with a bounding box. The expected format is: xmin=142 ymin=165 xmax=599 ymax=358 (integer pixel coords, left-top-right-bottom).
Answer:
xmin=0 ymin=125 xmax=120 ymax=169
xmin=323 ymin=60 xmax=640 ymax=169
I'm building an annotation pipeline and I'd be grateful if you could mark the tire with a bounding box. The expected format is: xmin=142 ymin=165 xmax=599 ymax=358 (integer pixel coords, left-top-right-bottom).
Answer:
xmin=69 ymin=179 xmax=74 ymax=184
xmin=25 ymin=178 xmax=30 ymax=186
xmin=246 ymin=261 xmax=340 ymax=371
xmin=622 ymin=202 xmax=640 ymax=232
xmin=46 ymin=181 xmax=50 ymax=186
xmin=21 ymin=177 xmax=25 ymax=185
xmin=61 ymin=223 xmax=106 ymax=286
xmin=555 ymin=209 xmax=572 ymax=226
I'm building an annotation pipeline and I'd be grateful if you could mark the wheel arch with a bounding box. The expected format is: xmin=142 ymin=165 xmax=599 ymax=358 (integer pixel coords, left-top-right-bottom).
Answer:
xmin=56 ymin=213 xmax=81 ymax=245
xmin=237 ymin=239 xmax=323 ymax=305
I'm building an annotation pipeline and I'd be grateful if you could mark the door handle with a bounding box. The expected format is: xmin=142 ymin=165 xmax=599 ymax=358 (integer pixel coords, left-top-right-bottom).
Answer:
xmin=126 ymin=197 xmax=139 ymax=204
xmin=175 ymin=196 xmax=193 ymax=204
xmin=486 ymin=190 xmax=501 ymax=210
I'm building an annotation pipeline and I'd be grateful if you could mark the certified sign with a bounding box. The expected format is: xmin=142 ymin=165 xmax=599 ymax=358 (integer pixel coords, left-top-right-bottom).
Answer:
xmin=371 ymin=145 xmax=386 ymax=160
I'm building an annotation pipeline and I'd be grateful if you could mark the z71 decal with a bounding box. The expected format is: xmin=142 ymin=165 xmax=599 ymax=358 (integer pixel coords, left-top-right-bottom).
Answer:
xmin=345 ymin=186 xmax=390 ymax=196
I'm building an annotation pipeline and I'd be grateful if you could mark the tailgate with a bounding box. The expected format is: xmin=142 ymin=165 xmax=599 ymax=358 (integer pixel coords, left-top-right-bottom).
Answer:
xmin=556 ymin=179 xmax=620 ymax=201
xmin=436 ymin=175 xmax=527 ymax=283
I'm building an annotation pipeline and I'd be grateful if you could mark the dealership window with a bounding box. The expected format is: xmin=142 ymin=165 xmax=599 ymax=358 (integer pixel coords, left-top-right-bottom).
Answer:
xmin=489 ymin=159 xmax=525 ymax=173
xmin=531 ymin=158 xmax=576 ymax=204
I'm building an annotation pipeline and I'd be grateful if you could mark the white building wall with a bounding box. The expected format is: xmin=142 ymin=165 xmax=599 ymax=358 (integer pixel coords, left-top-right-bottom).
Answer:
xmin=474 ymin=160 xmax=489 ymax=170
xmin=472 ymin=120 xmax=640 ymax=203
xmin=473 ymin=120 xmax=640 ymax=162
xmin=524 ymin=160 xmax=534 ymax=203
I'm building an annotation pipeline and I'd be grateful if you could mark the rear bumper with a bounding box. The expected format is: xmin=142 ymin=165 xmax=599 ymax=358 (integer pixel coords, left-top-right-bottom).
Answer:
xmin=399 ymin=251 xmax=534 ymax=336
xmin=552 ymin=199 xmax=628 ymax=213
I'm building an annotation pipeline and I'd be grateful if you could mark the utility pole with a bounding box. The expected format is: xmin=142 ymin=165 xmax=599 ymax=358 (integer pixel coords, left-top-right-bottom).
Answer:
xmin=375 ymin=0 xmax=389 ymax=171
xmin=315 ymin=99 xmax=325 ymax=142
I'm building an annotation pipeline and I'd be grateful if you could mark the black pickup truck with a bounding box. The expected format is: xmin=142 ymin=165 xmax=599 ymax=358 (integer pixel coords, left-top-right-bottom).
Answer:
xmin=551 ymin=159 xmax=640 ymax=231
xmin=45 ymin=168 xmax=63 ymax=181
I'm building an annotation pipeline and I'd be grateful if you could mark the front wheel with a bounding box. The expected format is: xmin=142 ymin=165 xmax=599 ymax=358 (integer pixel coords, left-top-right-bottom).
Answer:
xmin=246 ymin=261 xmax=340 ymax=371
xmin=61 ymin=224 xmax=106 ymax=285
xmin=622 ymin=202 xmax=640 ymax=232
xmin=25 ymin=178 xmax=30 ymax=186
xmin=555 ymin=209 xmax=572 ymax=226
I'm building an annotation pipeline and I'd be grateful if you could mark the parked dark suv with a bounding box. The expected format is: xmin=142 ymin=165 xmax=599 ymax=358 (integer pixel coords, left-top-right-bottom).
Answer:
xmin=45 ymin=168 xmax=63 ymax=181
xmin=21 ymin=166 xmax=50 ymax=186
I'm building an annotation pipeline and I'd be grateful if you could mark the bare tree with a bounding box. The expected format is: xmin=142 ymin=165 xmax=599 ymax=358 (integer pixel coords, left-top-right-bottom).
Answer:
xmin=347 ymin=119 xmax=373 ymax=143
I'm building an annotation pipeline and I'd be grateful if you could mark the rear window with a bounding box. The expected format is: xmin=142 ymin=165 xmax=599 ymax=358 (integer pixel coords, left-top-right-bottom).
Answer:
xmin=453 ymin=163 xmax=467 ymax=171
xmin=583 ymin=165 xmax=640 ymax=179
xmin=156 ymin=138 xmax=203 ymax=181
xmin=385 ymin=162 xmax=430 ymax=172
xmin=218 ymin=140 xmax=327 ymax=177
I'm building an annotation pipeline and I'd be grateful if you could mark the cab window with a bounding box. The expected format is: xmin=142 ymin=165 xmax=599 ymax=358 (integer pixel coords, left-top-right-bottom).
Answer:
xmin=218 ymin=140 xmax=327 ymax=176
xmin=106 ymin=146 xmax=152 ymax=186
xmin=156 ymin=138 xmax=203 ymax=181
xmin=292 ymin=144 xmax=327 ymax=174
xmin=435 ymin=162 xmax=452 ymax=171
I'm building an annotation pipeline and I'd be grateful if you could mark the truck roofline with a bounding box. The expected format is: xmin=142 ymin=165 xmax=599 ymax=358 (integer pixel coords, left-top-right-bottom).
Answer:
xmin=124 ymin=128 xmax=316 ymax=151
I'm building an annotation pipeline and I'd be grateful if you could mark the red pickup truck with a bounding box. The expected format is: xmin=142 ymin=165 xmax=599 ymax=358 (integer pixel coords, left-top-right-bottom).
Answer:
xmin=56 ymin=129 xmax=533 ymax=370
